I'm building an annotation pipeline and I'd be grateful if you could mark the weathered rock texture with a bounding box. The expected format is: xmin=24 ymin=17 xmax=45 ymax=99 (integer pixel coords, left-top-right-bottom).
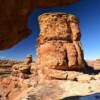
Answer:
xmin=11 ymin=55 xmax=33 ymax=78
xmin=36 ymin=13 xmax=86 ymax=71
xmin=0 ymin=0 xmax=79 ymax=50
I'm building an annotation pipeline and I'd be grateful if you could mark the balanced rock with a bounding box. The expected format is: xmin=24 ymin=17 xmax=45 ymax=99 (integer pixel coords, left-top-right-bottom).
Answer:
xmin=12 ymin=55 xmax=32 ymax=77
xmin=23 ymin=54 xmax=32 ymax=64
xmin=36 ymin=13 xmax=86 ymax=70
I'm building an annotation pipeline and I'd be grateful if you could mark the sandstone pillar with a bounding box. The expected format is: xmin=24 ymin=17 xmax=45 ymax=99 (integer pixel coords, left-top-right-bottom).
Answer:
xmin=36 ymin=13 xmax=85 ymax=70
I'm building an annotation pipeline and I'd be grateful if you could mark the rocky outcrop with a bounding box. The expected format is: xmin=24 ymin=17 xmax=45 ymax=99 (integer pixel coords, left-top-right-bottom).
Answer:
xmin=23 ymin=55 xmax=33 ymax=64
xmin=36 ymin=13 xmax=86 ymax=72
xmin=2 ymin=72 xmax=99 ymax=100
xmin=11 ymin=55 xmax=33 ymax=78
xmin=0 ymin=70 xmax=100 ymax=100
xmin=0 ymin=0 xmax=78 ymax=50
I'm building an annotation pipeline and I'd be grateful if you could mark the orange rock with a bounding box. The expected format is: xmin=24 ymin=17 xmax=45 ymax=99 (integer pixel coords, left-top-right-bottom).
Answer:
xmin=36 ymin=13 xmax=86 ymax=71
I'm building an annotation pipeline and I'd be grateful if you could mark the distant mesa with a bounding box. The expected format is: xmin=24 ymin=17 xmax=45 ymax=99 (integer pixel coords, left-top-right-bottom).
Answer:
xmin=87 ymin=59 xmax=100 ymax=70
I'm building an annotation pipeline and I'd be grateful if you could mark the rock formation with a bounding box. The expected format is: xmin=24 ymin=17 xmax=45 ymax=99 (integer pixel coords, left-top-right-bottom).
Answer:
xmin=23 ymin=55 xmax=33 ymax=64
xmin=0 ymin=0 xmax=79 ymax=50
xmin=36 ymin=13 xmax=86 ymax=71
xmin=0 ymin=59 xmax=20 ymax=67
xmin=12 ymin=55 xmax=33 ymax=78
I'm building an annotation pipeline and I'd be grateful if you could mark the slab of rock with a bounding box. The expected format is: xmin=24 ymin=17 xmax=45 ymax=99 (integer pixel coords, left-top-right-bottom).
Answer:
xmin=77 ymin=74 xmax=92 ymax=83
xmin=11 ymin=55 xmax=33 ymax=78
xmin=12 ymin=79 xmax=100 ymax=100
xmin=36 ymin=13 xmax=86 ymax=71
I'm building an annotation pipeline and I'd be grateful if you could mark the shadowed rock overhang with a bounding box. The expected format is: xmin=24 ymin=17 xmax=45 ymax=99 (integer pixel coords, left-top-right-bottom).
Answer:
xmin=0 ymin=0 xmax=79 ymax=50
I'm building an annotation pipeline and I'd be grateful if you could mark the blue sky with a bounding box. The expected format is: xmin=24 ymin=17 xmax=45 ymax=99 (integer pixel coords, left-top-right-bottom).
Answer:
xmin=0 ymin=0 xmax=100 ymax=60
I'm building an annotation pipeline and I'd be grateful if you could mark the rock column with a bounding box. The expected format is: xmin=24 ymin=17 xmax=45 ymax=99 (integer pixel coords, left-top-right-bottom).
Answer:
xmin=36 ymin=13 xmax=85 ymax=70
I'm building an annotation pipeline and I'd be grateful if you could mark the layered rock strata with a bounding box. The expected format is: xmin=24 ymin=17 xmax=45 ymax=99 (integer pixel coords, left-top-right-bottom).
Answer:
xmin=36 ymin=13 xmax=86 ymax=70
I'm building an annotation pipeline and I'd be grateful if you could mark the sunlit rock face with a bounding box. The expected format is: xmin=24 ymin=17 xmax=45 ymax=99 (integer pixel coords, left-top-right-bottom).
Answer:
xmin=0 ymin=0 xmax=79 ymax=50
xmin=36 ymin=13 xmax=86 ymax=70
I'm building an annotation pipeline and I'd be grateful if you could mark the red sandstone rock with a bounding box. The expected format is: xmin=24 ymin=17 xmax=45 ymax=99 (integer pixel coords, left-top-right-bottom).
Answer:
xmin=23 ymin=54 xmax=33 ymax=64
xmin=11 ymin=55 xmax=33 ymax=77
xmin=36 ymin=13 xmax=86 ymax=71
xmin=36 ymin=41 xmax=67 ymax=70
xmin=12 ymin=64 xmax=31 ymax=75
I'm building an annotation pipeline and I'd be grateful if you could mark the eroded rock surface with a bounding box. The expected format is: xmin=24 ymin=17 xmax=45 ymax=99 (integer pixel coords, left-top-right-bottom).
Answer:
xmin=0 ymin=70 xmax=100 ymax=100
xmin=36 ymin=13 xmax=86 ymax=72
xmin=0 ymin=0 xmax=78 ymax=50
xmin=12 ymin=55 xmax=33 ymax=78
xmin=3 ymin=73 xmax=100 ymax=100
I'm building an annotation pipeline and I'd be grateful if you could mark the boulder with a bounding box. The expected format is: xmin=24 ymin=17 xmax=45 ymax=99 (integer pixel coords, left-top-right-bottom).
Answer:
xmin=12 ymin=64 xmax=31 ymax=75
xmin=11 ymin=55 xmax=33 ymax=77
